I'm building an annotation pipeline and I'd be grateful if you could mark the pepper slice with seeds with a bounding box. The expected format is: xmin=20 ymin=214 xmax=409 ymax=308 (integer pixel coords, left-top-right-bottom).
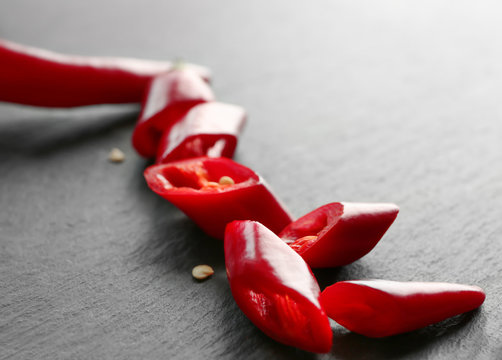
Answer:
xmin=279 ymin=202 xmax=399 ymax=268
xmin=144 ymin=157 xmax=293 ymax=239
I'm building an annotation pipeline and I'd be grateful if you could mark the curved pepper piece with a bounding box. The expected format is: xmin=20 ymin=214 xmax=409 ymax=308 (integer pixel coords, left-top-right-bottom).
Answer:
xmin=321 ymin=280 xmax=485 ymax=337
xmin=279 ymin=202 xmax=399 ymax=268
xmin=0 ymin=38 xmax=210 ymax=108
xmin=225 ymin=220 xmax=333 ymax=353
xmin=132 ymin=69 xmax=215 ymax=157
xmin=144 ymin=157 xmax=293 ymax=239
xmin=156 ymin=102 xmax=246 ymax=164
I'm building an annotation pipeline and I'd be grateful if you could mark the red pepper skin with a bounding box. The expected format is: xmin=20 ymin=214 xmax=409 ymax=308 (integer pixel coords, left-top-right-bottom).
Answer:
xmin=132 ymin=70 xmax=215 ymax=157
xmin=321 ymin=280 xmax=486 ymax=337
xmin=279 ymin=202 xmax=399 ymax=268
xmin=144 ymin=157 xmax=293 ymax=239
xmin=225 ymin=220 xmax=333 ymax=353
xmin=155 ymin=102 xmax=246 ymax=164
xmin=0 ymin=39 xmax=210 ymax=108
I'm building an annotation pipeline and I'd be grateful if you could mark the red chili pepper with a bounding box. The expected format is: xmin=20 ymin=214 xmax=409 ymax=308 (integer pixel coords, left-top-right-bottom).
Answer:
xmin=225 ymin=220 xmax=333 ymax=353
xmin=155 ymin=102 xmax=246 ymax=164
xmin=144 ymin=157 xmax=293 ymax=239
xmin=321 ymin=279 xmax=485 ymax=337
xmin=132 ymin=69 xmax=215 ymax=157
xmin=0 ymin=39 xmax=210 ymax=108
xmin=279 ymin=202 xmax=399 ymax=268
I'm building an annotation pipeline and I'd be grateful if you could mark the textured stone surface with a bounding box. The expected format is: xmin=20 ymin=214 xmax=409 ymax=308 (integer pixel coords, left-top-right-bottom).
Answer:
xmin=1 ymin=1 xmax=501 ymax=359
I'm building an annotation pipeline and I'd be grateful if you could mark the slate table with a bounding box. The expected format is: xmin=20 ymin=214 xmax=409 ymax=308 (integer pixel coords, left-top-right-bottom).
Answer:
xmin=1 ymin=1 xmax=501 ymax=359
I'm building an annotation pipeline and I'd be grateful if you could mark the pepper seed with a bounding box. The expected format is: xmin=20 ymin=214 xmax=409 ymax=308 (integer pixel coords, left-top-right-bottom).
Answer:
xmin=192 ymin=265 xmax=214 ymax=280
xmin=219 ymin=176 xmax=235 ymax=185
xmin=108 ymin=148 xmax=125 ymax=163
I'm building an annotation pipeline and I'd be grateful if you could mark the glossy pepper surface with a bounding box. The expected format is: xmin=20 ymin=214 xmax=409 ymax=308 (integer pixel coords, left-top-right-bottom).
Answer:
xmin=132 ymin=69 xmax=215 ymax=157
xmin=225 ymin=220 xmax=333 ymax=353
xmin=144 ymin=157 xmax=293 ymax=239
xmin=156 ymin=102 xmax=246 ymax=164
xmin=279 ymin=202 xmax=399 ymax=268
xmin=321 ymin=280 xmax=485 ymax=337
xmin=0 ymin=39 xmax=210 ymax=108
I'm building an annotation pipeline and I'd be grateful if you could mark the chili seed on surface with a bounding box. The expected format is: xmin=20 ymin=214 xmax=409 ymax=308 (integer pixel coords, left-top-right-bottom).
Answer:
xmin=192 ymin=265 xmax=214 ymax=280
xmin=108 ymin=148 xmax=125 ymax=163
xmin=219 ymin=176 xmax=235 ymax=185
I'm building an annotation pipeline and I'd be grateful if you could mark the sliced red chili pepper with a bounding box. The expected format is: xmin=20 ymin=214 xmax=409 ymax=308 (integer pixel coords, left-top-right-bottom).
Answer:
xmin=0 ymin=38 xmax=210 ymax=108
xmin=144 ymin=157 xmax=293 ymax=239
xmin=321 ymin=280 xmax=485 ymax=337
xmin=155 ymin=102 xmax=246 ymax=164
xmin=225 ymin=220 xmax=333 ymax=353
xmin=279 ymin=202 xmax=399 ymax=268
xmin=132 ymin=69 xmax=215 ymax=157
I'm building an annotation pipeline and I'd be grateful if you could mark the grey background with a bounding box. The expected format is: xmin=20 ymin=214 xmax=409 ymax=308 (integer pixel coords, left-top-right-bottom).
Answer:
xmin=1 ymin=1 xmax=501 ymax=359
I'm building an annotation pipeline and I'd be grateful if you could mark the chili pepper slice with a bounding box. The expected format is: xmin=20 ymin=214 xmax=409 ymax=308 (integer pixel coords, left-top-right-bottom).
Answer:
xmin=321 ymin=279 xmax=485 ymax=337
xmin=155 ymin=102 xmax=246 ymax=164
xmin=0 ymin=38 xmax=210 ymax=108
xmin=132 ymin=69 xmax=215 ymax=157
xmin=225 ymin=220 xmax=333 ymax=353
xmin=144 ymin=157 xmax=293 ymax=239
xmin=279 ymin=202 xmax=399 ymax=268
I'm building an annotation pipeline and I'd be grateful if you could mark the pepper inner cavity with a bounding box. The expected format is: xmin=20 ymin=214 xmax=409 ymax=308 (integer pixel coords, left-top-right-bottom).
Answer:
xmin=289 ymin=235 xmax=319 ymax=252
xmin=161 ymin=163 xmax=239 ymax=190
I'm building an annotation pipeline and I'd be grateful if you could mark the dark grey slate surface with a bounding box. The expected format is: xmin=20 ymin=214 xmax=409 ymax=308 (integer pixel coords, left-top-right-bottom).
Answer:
xmin=1 ymin=1 xmax=501 ymax=359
